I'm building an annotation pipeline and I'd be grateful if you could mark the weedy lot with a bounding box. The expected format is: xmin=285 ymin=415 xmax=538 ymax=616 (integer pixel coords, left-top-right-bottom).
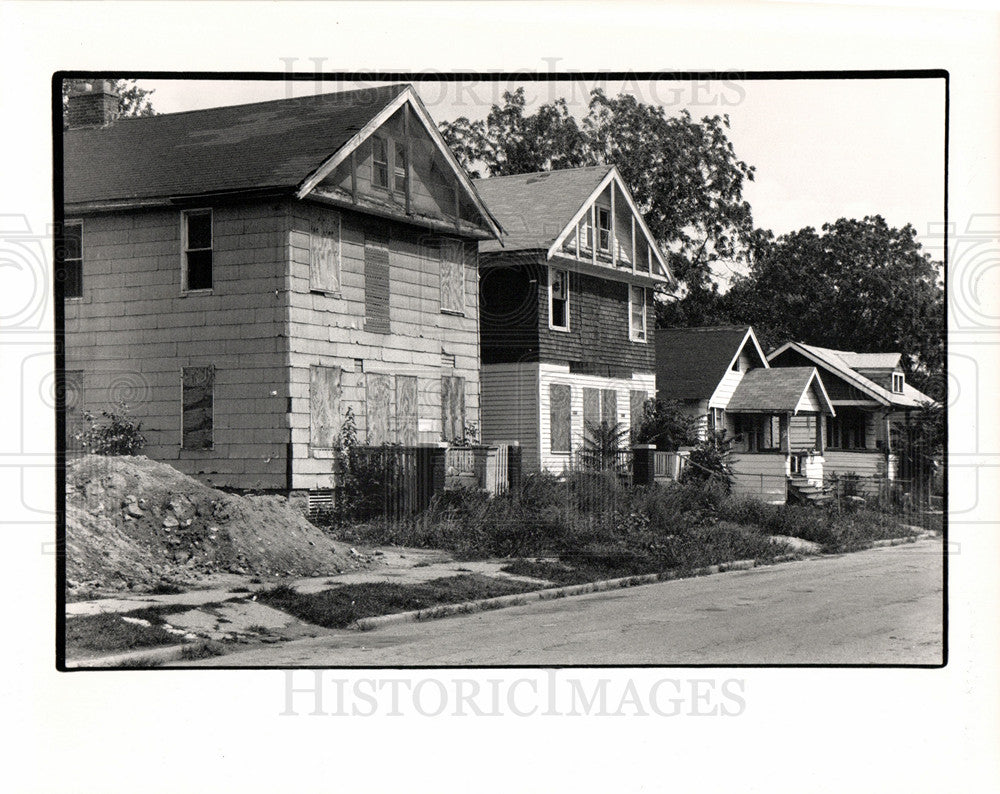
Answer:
xmin=66 ymin=471 xmax=927 ymax=665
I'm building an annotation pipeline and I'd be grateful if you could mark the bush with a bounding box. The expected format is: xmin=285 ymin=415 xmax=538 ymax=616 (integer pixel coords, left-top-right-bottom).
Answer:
xmin=73 ymin=401 xmax=146 ymax=455
xmin=680 ymin=432 xmax=734 ymax=491
xmin=633 ymin=398 xmax=699 ymax=450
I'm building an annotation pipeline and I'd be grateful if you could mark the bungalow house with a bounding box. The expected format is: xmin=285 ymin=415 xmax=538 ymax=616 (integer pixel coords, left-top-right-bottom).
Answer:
xmin=655 ymin=326 xmax=835 ymax=502
xmin=767 ymin=342 xmax=933 ymax=491
xmin=472 ymin=165 xmax=674 ymax=473
xmin=61 ymin=81 xmax=502 ymax=497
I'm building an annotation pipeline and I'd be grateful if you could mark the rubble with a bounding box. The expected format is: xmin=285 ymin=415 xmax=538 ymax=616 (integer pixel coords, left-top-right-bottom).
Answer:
xmin=66 ymin=455 xmax=372 ymax=592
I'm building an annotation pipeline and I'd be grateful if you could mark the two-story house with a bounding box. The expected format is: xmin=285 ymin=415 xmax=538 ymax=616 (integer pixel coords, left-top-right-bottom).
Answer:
xmin=62 ymin=81 xmax=502 ymax=495
xmin=473 ymin=165 xmax=674 ymax=472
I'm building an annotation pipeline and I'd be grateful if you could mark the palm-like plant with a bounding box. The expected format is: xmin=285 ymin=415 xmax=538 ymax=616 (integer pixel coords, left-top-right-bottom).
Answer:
xmin=582 ymin=420 xmax=631 ymax=472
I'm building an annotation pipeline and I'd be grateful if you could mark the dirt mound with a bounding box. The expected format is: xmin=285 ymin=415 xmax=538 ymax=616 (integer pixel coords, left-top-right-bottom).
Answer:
xmin=66 ymin=455 xmax=369 ymax=592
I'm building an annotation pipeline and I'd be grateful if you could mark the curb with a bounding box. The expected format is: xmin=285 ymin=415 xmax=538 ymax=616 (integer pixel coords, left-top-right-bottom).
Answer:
xmin=354 ymin=556 xmax=770 ymax=631
xmin=66 ymin=642 xmax=191 ymax=669
xmin=869 ymin=530 xmax=937 ymax=549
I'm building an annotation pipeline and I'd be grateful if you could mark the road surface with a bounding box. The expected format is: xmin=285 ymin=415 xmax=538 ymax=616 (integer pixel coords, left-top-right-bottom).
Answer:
xmin=188 ymin=538 xmax=944 ymax=666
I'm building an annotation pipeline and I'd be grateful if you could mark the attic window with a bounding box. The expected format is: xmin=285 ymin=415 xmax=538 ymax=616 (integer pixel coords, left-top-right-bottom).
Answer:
xmin=182 ymin=209 xmax=212 ymax=291
xmin=597 ymin=207 xmax=611 ymax=252
xmin=372 ymin=135 xmax=389 ymax=189
xmin=394 ymin=140 xmax=408 ymax=193
xmin=892 ymin=373 xmax=904 ymax=393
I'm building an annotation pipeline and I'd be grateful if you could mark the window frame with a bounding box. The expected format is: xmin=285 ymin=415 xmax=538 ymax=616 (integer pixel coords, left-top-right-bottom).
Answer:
xmin=372 ymin=135 xmax=390 ymax=190
xmin=596 ymin=206 xmax=611 ymax=252
xmin=629 ymin=284 xmax=647 ymax=342
xmin=393 ymin=139 xmax=408 ymax=194
xmin=439 ymin=239 xmax=467 ymax=316
xmin=549 ymin=382 xmax=572 ymax=454
xmin=309 ymin=212 xmax=342 ymax=295
xmin=181 ymin=365 xmax=215 ymax=451
xmin=892 ymin=373 xmax=904 ymax=393
xmin=181 ymin=208 xmax=214 ymax=293
xmin=62 ymin=219 xmax=83 ymax=299
xmin=548 ymin=267 xmax=570 ymax=332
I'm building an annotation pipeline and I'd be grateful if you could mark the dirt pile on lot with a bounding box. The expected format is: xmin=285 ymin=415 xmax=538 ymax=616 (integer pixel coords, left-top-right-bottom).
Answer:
xmin=66 ymin=455 xmax=370 ymax=592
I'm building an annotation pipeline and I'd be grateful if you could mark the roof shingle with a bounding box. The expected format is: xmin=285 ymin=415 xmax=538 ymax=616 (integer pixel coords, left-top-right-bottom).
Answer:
xmin=727 ymin=367 xmax=828 ymax=414
xmin=474 ymin=166 xmax=613 ymax=253
xmin=64 ymin=84 xmax=409 ymax=205
xmin=655 ymin=326 xmax=755 ymax=401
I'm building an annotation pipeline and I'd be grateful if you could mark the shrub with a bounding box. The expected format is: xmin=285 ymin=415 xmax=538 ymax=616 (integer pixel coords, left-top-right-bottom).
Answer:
xmin=73 ymin=400 xmax=146 ymax=455
xmin=680 ymin=431 xmax=734 ymax=491
xmin=633 ymin=398 xmax=699 ymax=450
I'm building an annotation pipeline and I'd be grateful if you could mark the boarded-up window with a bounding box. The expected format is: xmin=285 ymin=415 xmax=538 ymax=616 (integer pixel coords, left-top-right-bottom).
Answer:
xmin=630 ymin=390 xmax=648 ymax=432
xmin=441 ymin=375 xmax=466 ymax=442
xmin=601 ymin=389 xmax=617 ymax=425
xmin=364 ymin=231 xmax=390 ymax=334
xmin=440 ymin=239 xmax=466 ymax=314
xmin=182 ymin=366 xmax=214 ymax=449
xmin=395 ymin=375 xmax=418 ymax=446
xmin=309 ymin=214 xmax=341 ymax=293
xmin=550 ymin=383 xmax=572 ymax=453
xmin=582 ymin=387 xmax=600 ymax=442
xmin=365 ymin=373 xmax=393 ymax=445
xmin=64 ymin=370 xmax=84 ymax=451
xmin=309 ymin=365 xmax=342 ymax=449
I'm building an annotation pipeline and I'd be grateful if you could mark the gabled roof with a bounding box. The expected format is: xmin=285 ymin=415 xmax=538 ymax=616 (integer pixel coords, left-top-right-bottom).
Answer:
xmin=64 ymin=83 xmax=502 ymax=238
xmin=474 ymin=164 xmax=671 ymax=280
xmin=727 ymin=367 xmax=835 ymax=416
xmin=767 ymin=342 xmax=931 ymax=409
xmin=656 ymin=326 xmax=765 ymax=401
xmin=474 ymin=165 xmax=612 ymax=253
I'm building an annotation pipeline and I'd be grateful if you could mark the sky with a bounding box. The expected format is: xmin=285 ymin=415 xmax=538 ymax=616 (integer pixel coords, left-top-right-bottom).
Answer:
xmin=133 ymin=76 xmax=947 ymax=285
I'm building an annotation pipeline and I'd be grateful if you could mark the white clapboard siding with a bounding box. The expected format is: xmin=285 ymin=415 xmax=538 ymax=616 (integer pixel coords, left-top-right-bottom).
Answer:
xmin=536 ymin=362 xmax=656 ymax=474
xmin=480 ymin=363 xmax=540 ymax=467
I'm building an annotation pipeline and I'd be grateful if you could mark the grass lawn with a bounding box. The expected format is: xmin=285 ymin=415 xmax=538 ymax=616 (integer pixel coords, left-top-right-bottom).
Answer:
xmin=65 ymin=612 xmax=178 ymax=656
xmin=258 ymin=574 xmax=537 ymax=629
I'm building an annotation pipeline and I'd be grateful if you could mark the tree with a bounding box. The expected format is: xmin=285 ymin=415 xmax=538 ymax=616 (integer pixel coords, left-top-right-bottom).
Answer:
xmin=439 ymin=88 xmax=756 ymax=292
xmin=724 ymin=216 xmax=944 ymax=377
xmin=633 ymin=398 xmax=699 ymax=450
xmin=62 ymin=79 xmax=156 ymax=128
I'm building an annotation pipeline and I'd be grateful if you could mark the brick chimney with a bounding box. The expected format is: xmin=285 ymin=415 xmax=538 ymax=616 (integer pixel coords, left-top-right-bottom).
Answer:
xmin=66 ymin=80 xmax=120 ymax=129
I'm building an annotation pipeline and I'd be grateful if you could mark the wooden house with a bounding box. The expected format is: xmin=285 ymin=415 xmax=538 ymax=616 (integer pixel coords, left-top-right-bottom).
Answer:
xmin=768 ymin=342 xmax=933 ymax=489
xmin=472 ymin=165 xmax=674 ymax=472
xmin=655 ymin=326 xmax=835 ymax=502
xmin=62 ymin=81 xmax=502 ymax=495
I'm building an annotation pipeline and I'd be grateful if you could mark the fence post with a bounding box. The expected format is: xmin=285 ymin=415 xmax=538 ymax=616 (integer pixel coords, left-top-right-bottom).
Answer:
xmin=507 ymin=444 xmax=523 ymax=491
xmin=632 ymin=444 xmax=656 ymax=486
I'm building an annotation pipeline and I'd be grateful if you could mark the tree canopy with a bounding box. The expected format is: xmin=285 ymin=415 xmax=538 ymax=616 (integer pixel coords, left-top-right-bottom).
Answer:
xmin=723 ymin=216 xmax=944 ymax=378
xmin=439 ymin=88 xmax=757 ymax=290
xmin=61 ymin=79 xmax=156 ymax=129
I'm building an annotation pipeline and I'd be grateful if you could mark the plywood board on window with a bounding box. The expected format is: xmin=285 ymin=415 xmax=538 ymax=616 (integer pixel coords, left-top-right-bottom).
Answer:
xmin=310 ymin=365 xmax=342 ymax=449
xmin=550 ymin=383 xmax=572 ymax=453
xmin=182 ymin=366 xmax=214 ymax=450
xmin=395 ymin=374 xmax=418 ymax=446
xmin=366 ymin=373 xmax=393 ymax=445
xmin=310 ymin=213 xmax=340 ymax=293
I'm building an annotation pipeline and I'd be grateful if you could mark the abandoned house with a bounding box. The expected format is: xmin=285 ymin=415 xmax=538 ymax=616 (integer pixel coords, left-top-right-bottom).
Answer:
xmin=61 ymin=81 xmax=503 ymax=494
xmin=767 ymin=342 xmax=933 ymax=491
xmin=472 ymin=165 xmax=675 ymax=473
xmin=655 ymin=326 xmax=836 ymax=503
